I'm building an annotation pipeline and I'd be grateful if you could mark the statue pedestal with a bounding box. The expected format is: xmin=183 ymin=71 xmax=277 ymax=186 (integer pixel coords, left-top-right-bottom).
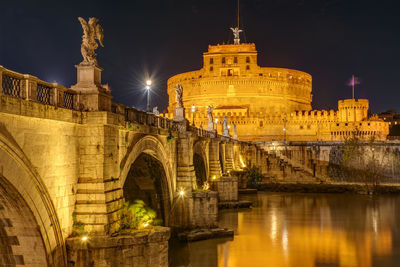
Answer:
xmin=207 ymin=121 xmax=214 ymax=131
xmin=223 ymin=128 xmax=230 ymax=137
xmin=70 ymin=63 xmax=112 ymax=111
xmin=174 ymin=107 xmax=185 ymax=122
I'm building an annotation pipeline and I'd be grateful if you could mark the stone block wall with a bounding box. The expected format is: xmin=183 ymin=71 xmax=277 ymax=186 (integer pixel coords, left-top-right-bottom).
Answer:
xmin=191 ymin=191 xmax=218 ymax=228
xmin=172 ymin=191 xmax=218 ymax=229
xmin=212 ymin=176 xmax=238 ymax=202
xmin=0 ymin=96 xmax=81 ymax=238
xmin=66 ymin=227 xmax=170 ymax=267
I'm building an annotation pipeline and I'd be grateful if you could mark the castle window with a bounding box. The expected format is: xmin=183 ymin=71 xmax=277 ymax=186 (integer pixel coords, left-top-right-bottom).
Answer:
xmin=259 ymin=73 xmax=263 ymax=76
xmin=345 ymin=123 xmax=348 ymax=126
xmin=222 ymin=57 xmax=226 ymax=64
xmin=210 ymin=58 xmax=214 ymax=64
xmin=246 ymin=57 xmax=250 ymax=63
xmin=300 ymin=125 xmax=304 ymax=129
xmin=234 ymin=57 xmax=238 ymax=63
xmin=246 ymin=65 xmax=250 ymax=70
xmin=210 ymin=66 xmax=213 ymax=71
xmin=259 ymin=121 xmax=263 ymax=127
xmin=228 ymin=69 xmax=233 ymax=76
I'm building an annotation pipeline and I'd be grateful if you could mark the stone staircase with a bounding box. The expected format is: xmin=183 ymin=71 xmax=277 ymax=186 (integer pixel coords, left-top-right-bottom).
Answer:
xmin=264 ymin=151 xmax=327 ymax=183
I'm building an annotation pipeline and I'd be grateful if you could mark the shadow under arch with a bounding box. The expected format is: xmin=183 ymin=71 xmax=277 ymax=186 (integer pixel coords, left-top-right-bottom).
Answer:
xmin=119 ymin=135 xmax=174 ymax=225
xmin=0 ymin=125 xmax=66 ymax=266
xmin=193 ymin=141 xmax=209 ymax=187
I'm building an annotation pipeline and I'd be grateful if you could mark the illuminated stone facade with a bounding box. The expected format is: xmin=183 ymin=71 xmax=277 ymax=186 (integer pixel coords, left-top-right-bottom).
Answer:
xmin=166 ymin=43 xmax=389 ymax=141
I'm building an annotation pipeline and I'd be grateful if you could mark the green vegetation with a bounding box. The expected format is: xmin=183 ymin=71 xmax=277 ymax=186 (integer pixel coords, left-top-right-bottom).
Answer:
xmin=119 ymin=200 xmax=161 ymax=230
xmin=243 ymin=160 xmax=263 ymax=189
xmin=72 ymin=212 xmax=85 ymax=236
xmin=341 ymin=135 xmax=386 ymax=193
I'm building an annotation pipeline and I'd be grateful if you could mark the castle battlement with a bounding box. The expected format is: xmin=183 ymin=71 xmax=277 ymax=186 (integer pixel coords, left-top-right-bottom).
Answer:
xmin=166 ymin=38 xmax=388 ymax=141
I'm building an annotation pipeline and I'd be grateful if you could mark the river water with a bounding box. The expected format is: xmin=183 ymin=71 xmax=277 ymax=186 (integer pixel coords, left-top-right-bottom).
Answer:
xmin=170 ymin=192 xmax=400 ymax=267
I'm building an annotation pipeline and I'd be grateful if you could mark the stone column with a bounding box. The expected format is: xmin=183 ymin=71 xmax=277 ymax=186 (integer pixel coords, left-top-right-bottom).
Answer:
xmin=233 ymin=142 xmax=241 ymax=170
xmin=70 ymin=63 xmax=112 ymax=111
xmin=219 ymin=142 xmax=226 ymax=174
xmin=176 ymin=131 xmax=196 ymax=192
xmin=74 ymin=113 xmax=123 ymax=235
xmin=225 ymin=142 xmax=234 ymax=173
xmin=209 ymin=139 xmax=222 ymax=179
xmin=23 ymin=75 xmax=37 ymax=101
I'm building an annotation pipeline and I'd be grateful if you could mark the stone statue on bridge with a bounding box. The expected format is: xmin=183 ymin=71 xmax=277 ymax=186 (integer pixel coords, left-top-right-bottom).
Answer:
xmin=78 ymin=17 xmax=104 ymax=65
xmin=233 ymin=123 xmax=238 ymax=139
xmin=223 ymin=115 xmax=230 ymax=137
xmin=173 ymin=84 xmax=185 ymax=122
xmin=207 ymin=106 xmax=214 ymax=131
xmin=174 ymin=84 xmax=183 ymax=108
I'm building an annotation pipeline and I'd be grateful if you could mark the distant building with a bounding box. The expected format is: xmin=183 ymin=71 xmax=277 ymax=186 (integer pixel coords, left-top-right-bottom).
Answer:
xmin=165 ymin=30 xmax=389 ymax=141
xmin=379 ymin=110 xmax=400 ymax=137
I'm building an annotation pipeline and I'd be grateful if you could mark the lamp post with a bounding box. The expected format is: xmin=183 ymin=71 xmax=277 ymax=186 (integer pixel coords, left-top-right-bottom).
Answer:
xmin=283 ymin=114 xmax=287 ymax=156
xmin=192 ymin=104 xmax=195 ymax=126
xmin=146 ymin=80 xmax=152 ymax=112
xmin=215 ymin=118 xmax=219 ymax=132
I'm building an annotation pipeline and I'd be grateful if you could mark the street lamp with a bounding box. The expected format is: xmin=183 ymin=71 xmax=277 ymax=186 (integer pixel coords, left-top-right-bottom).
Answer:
xmin=192 ymin=104 xmax=195 ymax=126
xmin=215 ymin=118 xmax=219 ymax=132
xmin=146 ymin=80 xmax=152 ymax=112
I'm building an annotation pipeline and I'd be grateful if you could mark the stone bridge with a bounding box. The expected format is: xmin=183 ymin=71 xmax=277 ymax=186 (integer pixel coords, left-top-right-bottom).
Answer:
xmin=0 ymin=65 xmax=267 ymax=266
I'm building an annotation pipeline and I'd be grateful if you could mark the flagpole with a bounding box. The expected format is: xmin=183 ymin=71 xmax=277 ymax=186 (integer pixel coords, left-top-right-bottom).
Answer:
xmin=352 ymin=74 xmax=355 ymax=99
xmin=237 ymin=0 xmax=240 ymax=28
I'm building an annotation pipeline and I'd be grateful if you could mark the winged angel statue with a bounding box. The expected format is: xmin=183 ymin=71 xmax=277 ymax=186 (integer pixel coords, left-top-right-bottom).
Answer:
xmin=78 ymin=17 xmax=104 ymax=65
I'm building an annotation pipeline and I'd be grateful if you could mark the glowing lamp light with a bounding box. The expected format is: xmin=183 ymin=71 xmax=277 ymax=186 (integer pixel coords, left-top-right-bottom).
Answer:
xmin=142 ymin=222 xmax=149 ymax=228
xmin=228 ymin=125 xmax=231 ymax=129
xmin=192 ymin=104 xmax=195 ymax=113
xmin=179 ymin=189 xmax=185 ymax=197
xmin=145 ymin=85 xmax=150 ymax=90
xmin=146 ymin=80 xmax=152 ymax=86
xmin=215 ymin=118 xmax=219 ymax=124
xmin=283 ymin=128 xmax=286 ymax=131
xmin=212 ymin=175 xmax=216 ymax=180
xmin=81 ymin=236 xmax=88 ymax=242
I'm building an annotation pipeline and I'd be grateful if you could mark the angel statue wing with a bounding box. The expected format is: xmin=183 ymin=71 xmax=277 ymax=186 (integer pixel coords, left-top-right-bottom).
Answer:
xmin=95 ymin=23 xmax=104 ymax=47
xmin=78 ymin=17 xmax=89 ymax=37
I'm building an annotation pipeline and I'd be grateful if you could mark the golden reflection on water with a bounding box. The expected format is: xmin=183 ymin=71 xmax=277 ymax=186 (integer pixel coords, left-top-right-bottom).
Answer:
xmin=216 ymin=193 xmax=394 ymax=267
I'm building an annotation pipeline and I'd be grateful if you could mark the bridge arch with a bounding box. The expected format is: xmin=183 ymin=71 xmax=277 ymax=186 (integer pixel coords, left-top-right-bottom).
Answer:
xmin=119 ymin=135 xmax=174 ymax=225
xmin=0 ymin=127 xmax=66 ymax=266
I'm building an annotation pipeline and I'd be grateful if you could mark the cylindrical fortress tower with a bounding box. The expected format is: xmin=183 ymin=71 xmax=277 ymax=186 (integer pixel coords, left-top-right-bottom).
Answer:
xmin=338 ymin=99 xmax=369 ymax=122
xmin=167 ymin=43 xmax=313 ymax=116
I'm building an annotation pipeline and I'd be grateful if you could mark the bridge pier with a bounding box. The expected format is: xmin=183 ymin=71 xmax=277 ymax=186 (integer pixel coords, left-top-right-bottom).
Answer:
xmin=209 ymin=139 xmax=222 ymax=179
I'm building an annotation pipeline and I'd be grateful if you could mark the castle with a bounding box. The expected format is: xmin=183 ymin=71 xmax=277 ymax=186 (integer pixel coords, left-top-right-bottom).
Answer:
xmin=165 ymin=31 xmax=389 ymax=141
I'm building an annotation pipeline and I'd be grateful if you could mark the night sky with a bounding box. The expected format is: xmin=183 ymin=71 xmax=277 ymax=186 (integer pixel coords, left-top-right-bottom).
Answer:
xmin=1 ymin=0 xmax=399 ymax=113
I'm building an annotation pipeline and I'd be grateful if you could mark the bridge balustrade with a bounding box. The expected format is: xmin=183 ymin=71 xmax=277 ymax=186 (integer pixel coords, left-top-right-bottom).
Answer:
xmin=0 ymin=66 xmax=77 ymax=109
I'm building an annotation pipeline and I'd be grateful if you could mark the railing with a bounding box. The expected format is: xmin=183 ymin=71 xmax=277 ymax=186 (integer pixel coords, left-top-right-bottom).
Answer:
xmin=123 ymin=107 xmax=174 ymax=130
xmin=0 ymin=66 xmax=77 ymax=110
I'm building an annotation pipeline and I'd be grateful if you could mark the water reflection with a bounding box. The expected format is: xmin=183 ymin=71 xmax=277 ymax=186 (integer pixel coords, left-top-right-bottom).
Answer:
xmin=170 ymin=192 xmax=400 ymax=267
